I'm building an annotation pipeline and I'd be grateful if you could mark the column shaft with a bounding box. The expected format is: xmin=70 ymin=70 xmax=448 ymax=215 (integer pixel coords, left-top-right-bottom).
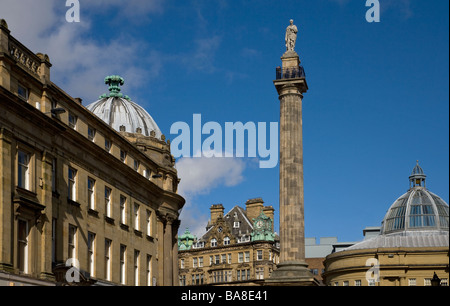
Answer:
xmin=279 ymin=89 xmax=305 ymax=263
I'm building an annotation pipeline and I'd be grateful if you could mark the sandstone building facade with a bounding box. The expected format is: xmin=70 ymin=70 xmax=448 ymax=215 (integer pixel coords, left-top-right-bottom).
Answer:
xmin=0 ymin=20 xmax=184 ymax=286
xmin=178 ymin=198 xmax=280 ymax=286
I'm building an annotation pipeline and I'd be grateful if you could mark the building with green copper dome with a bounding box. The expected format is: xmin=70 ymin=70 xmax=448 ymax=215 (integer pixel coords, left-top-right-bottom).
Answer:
xmin=178 ymin=198 xmax=280 ymax=286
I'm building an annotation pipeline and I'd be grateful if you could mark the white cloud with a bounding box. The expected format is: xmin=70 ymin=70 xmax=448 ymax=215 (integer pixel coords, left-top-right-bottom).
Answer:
xmin=176 ymin=151 xmax=246 ymax=197
xmin=176 ymin=151 xmax=247 ymax=237
xmin=0 ymin=0 xmax=165 ymax=102
xmin=179 ymin=207 xmax=209 ymax=239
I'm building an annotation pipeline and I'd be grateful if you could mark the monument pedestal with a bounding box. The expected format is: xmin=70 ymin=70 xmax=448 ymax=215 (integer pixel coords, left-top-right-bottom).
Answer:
xmin=265 ymin=261 xmax=319 ymax=286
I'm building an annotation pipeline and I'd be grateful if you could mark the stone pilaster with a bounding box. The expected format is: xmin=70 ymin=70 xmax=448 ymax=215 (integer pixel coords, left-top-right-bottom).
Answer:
xmin=163 ymin=216 xmax=174 ymax=285
xmin=39 ymin=151 xmax=55 ymax=281
xmin=0 ymin=128 xmax=13 ymax=272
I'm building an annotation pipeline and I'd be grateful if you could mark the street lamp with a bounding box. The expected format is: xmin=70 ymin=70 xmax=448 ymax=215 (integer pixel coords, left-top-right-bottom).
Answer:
xmin=431 ymin=272 xmax=441 ymax=287
xmin=45 ymin=107 xmax=66 ymax=118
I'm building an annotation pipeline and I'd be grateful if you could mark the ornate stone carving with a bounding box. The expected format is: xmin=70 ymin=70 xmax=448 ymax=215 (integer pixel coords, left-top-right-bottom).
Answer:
xmin=9 ymin=42 xmax=41 ymax=76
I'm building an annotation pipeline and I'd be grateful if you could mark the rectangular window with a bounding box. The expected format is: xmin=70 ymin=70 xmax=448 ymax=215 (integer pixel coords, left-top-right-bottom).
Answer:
xmin=134 ymin=250 xmax=140 ymax=286
xmin=88 ymin=126 xmax=96 ymax=141
xmin=68 ymin=167 xmax=77 ymax=201
xmin=134 ymin=159 xmax=139 ymax=172
xmin=221 ymin=254 xmax=226 ymax=263
xmin=215 ymin=255 xmax=220 ymax=264
xmin=256 ymin=267 xmax=264 ymax=280
xmin=120 ymin=244 xmax=127 ymax=285
xmin=355 ymin=280 xmax=362 ymax=286
xmin=18 ymin=151 xmax=30 ymax=190
xmin=179 ymin=275 xmax=186 ymax=286
xmin=146 ymin=210 xmax=152 ymax=236
xmin=408 ymin=278 xmax=417 ymax=286
xmin=134 ymin=203 xmax=140 ymax=230
xmin=238 ymin=252 xmax=243 ymax=263
xmin=193 ymin=257 xmax=198 ymax=268
xmin=147 ymin=255 xmax=152 ymax=286
xmin=105 ymin=138 xmax=112 ymax=152
xmin=120 ymin=195 xmax=127 ymax=225
xmin=244 ymin=251 xmax=250 ymax=262
xmin=68 ymin=112 xmax=77 ymax=129
xmin=120 ymin=149 xmax=127 ymax=163
xmin=18 ymin=219 xmax=29 ymax=273
xmin=105 ymin=187 xmax=112 ymax=217
xmin=228 ymin=253 xmax=232 ymax=264
xmin=88 ymin=232 xmax=96 ymax=277
xmin=180 ymin=259 xmax=185 ymax=269
xmin=144 ymin=168 xmax=150 ymax=179
xmin=18 ymin=83 xmax=29 ymax=100
xmin=227 ymin=271 xmax=232 ymax=282
xmin=105 ymin=239 xmax=112 ymax=281
xmin=257 ymin=250 xmax=263 ymax=261
xmin=68 ymin=225 xmax=77 ymax=260
xmin=88 ymin=177 xmax=95 ymax=210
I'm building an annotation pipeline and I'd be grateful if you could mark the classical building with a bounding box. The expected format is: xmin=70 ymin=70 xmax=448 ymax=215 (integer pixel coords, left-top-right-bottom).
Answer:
xmin=323 ymin=162 xmax=449 ymax=286
xmin=178 ymin=198 xmax=280 ymax=286
xmin=0 ymin=19 xmax=184 ymax=286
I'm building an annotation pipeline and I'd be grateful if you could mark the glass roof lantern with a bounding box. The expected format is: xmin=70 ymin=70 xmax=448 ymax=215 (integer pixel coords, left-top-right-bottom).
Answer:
xmin=381 ymin=162 xmax=449 ymax=236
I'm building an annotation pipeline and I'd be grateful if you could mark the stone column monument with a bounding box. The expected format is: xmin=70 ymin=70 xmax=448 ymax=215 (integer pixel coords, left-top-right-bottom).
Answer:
xmin=266 ymin=19 xmax=318 ymax=286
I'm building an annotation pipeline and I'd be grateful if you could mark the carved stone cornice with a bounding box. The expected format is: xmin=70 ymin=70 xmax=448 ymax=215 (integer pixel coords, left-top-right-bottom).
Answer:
xmin=8 ymin=40 xmax=41 ymax=76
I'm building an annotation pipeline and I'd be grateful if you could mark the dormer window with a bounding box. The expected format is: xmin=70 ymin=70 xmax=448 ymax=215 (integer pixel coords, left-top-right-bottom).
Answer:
xmin=233 ymin=221 xmax=240 ymax=228
xmin=211 ymin=238 xmax=217 ymax=247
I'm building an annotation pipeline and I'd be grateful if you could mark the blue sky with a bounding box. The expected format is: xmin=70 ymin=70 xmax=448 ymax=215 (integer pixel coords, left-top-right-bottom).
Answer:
xmin=1 ymin=0 xmax=448 ymax=242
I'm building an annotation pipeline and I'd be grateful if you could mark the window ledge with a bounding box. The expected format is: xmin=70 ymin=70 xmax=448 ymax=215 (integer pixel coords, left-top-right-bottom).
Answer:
xmin=67 ymin=199 xmax=81 ymax=207
xmin=134 ymin=229 xmax=143 ymax=237
xmin=104 ymin=216 xmax=115 ymax=225
xmin=88 ymin=208 xmax=99 ymax=218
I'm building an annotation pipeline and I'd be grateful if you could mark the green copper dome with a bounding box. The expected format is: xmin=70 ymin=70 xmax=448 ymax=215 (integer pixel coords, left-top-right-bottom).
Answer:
xmin=178 ymin=228 xmax=197 ymax=250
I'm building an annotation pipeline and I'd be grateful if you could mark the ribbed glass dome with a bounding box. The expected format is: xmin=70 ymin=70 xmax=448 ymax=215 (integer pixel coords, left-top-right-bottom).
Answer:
xmin=86 ymin=76 xmax=162 ymax=139
xmin=381 ymin=162 xmax=449 ymax=235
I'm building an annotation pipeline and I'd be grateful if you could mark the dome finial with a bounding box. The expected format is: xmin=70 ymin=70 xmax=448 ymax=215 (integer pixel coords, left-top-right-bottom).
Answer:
xmin=409 ymin=160 xmax=426 ymax=189
xmin=103 ymin=75 xmax=124 ymax=98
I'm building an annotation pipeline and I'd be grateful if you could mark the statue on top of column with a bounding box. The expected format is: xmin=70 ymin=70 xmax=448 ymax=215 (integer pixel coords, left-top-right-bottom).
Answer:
xmin=285 ymin=19 xmax=298 ymax=53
